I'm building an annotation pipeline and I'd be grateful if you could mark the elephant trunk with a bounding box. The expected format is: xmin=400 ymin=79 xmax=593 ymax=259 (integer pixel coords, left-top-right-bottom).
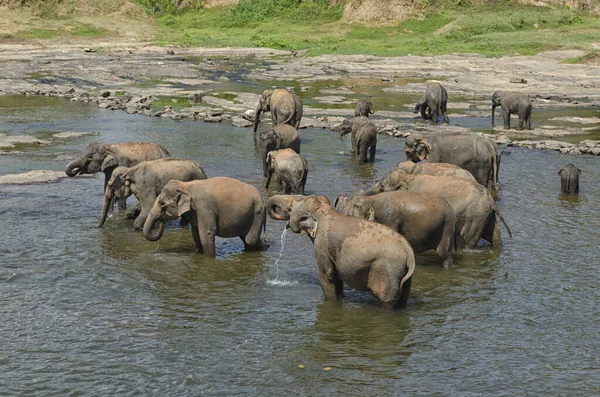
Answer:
xmin=98 ymin=186 xmax=114 ymax=228
xmin=143 ymin=209 xmax=165 ymax=242
xmin=252 ymin=105 xmax=263 ymax=134
xmin=65 ymin=159 xmax=84 ymax=177
xmin=267 ymin=195 xmax=302 ymax=221
xmin=491 ymin=104 xmax=497 ymax=127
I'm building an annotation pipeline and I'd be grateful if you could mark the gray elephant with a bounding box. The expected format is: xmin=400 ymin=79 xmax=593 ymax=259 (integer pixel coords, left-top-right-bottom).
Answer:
xmin=259 ymin=124 xmax=301 ymax=177
xmin=558 ymin=164 xmax=581 ymax=194
xmin=267 ymin=195 xmax=415 ymax=309
xmin=491 ymin=91 xmax=532 ymax=130
xmin=396 ymin=160 xmax=477 ymax=183
xmin=143 ymin=177 xmax=267 ymax=258
xmin=65 ymin=142 xmax=171 ymax=210
xmin=99 ymin=158 xmax=207 ymax=230
xmin=252 ymin=88 xmax=303 ymax=134
xmin=265 ymin=149 xmax=308 ymax=195
xmin=354 ymin=100 xmax=374 ymax=117
xmin=405 ymin=132 xmax=500 ymax=190
xmin=413 ymin=82 xmax=449 ymax=124
xmin=334 ymin=191 xmax=455 ymax=268
xmin=339 ymin=117 xmax=377 ymax=163
xmin=360 ymin=169 xmax=512 ymax=248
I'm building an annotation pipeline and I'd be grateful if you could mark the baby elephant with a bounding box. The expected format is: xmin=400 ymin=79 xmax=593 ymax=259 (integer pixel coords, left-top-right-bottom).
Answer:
xmin=558 ymin=164 xmax=581 ymax=194
xmin=491 ymin=91 xmax=532 ymax=130
xmin=354 ymin=100 xmax=374 ymax=117
xmin=265 ymin=148 xmax=308 ymax=195
xmin=413 ymin=82 xmax=449 ymax=124
xmin=99 ymin=158 xmax=207 ymax=230
xmin=143 ymin=177 xmax=267 ymax=258
xmin=335 ymin=191 xmax=456 ymax=268
xmin=339 ymin=117 xmax=377 ymax=163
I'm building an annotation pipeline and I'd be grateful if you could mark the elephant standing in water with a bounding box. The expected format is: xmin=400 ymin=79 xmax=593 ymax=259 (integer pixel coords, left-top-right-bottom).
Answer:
xmin=252 ymin=88 xmax=303 ymax=134
xmin=491 ymin=91 xmax=532 ymax=130
xmin=99 ymin=158 xmax=207 ymax=230
xmin=360 ymin=169 xmax=512 ymax=248
xmin=397 ymin=160 xmax=477 ymax=183
xmin=334 ymin=191 xmax=456 ymax=268
xmin=258 ymin=124 xmax=301 ymax=177
xmin=339 ymin=117 xmax=377 ymax=163
xmin=404 ymin=132 xmax=500 ymax=189
xmin=143 ymin=177 xmax=267 ymax=258
xmin=265 ymin=149 xmax=308 ymax=195
xmin=558 ymin=164 xmax=581 ymax=194
xmin=354 ymin=100 xmax=374 ymax=117
xmin=65 ymin=142 xmax=171 ymax=210
xmin=413 ymin=82 xmax=449 ymax=124
xmin=267 ymin=195 xmax=415 ymax=309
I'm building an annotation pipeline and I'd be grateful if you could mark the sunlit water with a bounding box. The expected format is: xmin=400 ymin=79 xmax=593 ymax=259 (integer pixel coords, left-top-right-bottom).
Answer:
xmin=1 ymin=96 xmax=599 ymax=395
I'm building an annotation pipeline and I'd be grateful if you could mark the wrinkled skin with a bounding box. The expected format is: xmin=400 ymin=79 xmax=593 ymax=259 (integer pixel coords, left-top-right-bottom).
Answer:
xmin=354 ymin=100 xmax=374 ymax=117
xmin=339 ymin=117 xmax=377 ymax=163
xmin=558 ymin=163 xmax=581 ymax=194
xmin=253 ymin=88 xmax=303 ymax=134
xmin=492 ymin=91 xmax=532 ymax=130
xmin=65 ymin=142 xmax=171 ymax=210
xmin=397 ymin=160 xmax=477 ymax=183
xmin=334 ymin=191 xmax=455 ymax=268
xmin=143 ymin=177 xmax=267 ymax=258
xmin=405 ymin=132 xmax=500 ymax=190
xmin=413 ymin=82 xmax=449 ymax=124
xmin=99 ymin=158 xmax=207 ymax=230
xmin=360 ymin=170 xmax=512 ymax=248
xmin=259 ymin=124 xmax=301 ymax=177
xmin=268 ymin=195 xmax=415 ymax=310
xmin=265 ymin=148 xmax=308 ymax=195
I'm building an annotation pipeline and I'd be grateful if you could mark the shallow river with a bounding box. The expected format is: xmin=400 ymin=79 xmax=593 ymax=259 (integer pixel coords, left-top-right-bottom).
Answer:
xmin=1 ymin=96 xmax=599 ymax=396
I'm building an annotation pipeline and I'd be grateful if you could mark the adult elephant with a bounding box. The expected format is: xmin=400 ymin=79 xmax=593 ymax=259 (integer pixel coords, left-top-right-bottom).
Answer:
xmin=334 ymin=191 xmax=455 ymax=268
xmin=397 ymin=160 xmax=477 ymax=183
xmin=265 ymin=149 xmax=308 ymax=195
xmin=339 ymin=116 xmax=377 ymax=163
xmin=267 ymin=195 xmax=415 ymax=310
xmin=252 ymin=88 xmax=303 ymax=134
xmin=558 ymin=163 xmax=581 ymax=194
xmin=404 ymin=132 xmax=500 ymax=190
xmin=354 ymin=100 xmax=374 ymax=117
xmin=258 ymin=124 xmax=301 ymax=177
xmin=360 ymin=169 xmax=512 ymax=248
xmin=65 ymin=142 xmax=171 ymax=209
xmin=99 ymin=158 xmax=207 ymax=230
xmin=413 ymin=82 xmax=449 ymax=124
xmin=143 ymin=177 xmax=267 ymax=258
xmin=491 ymin=91 xmax=532 ymax=130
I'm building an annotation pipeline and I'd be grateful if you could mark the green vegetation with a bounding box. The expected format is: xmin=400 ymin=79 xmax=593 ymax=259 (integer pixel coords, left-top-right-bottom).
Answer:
xmin=562 ymin=51 xmax=600 ymax=64
xmin=17 ymin=22 xmax=106 ymax=40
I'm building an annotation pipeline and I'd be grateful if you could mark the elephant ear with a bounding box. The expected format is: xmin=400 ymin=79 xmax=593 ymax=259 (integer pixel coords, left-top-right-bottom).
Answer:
xmin=101 ymin=154 xmax=118 ymax=171
xmin=366 ymin=206 xmax=375 ymax=221
xmin=300 ymin=210 xmax=318 ymax=238
xmin=414 ymin=139 xmax=432 ymax=161
xmin=176 ymin=190 xmax=192 ymax=217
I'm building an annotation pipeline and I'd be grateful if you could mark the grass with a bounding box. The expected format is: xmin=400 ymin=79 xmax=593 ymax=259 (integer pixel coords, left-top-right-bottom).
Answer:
xmin=17 ymin=21 xmax=106 ymax=40
xmin=149 ymin=2 xmax=600 ymax=57
xmin=562 ymin=50 xmax=600 ymax=64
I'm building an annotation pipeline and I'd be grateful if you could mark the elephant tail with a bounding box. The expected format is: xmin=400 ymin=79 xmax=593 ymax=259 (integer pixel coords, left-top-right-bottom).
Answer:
xmin=400 ymin=250 xmax=416 ymax=292
xmin=491 ymin=153 xmax=499 ymax=190
xmin=262 ymin=208 xmax=269 ymax=243
xmin=494 ymin=205 xmax=513 ymax=238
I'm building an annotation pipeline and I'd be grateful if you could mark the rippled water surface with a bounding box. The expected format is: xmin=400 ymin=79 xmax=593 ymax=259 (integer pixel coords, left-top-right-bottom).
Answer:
xmin=1 ymin=97 xmax=599 ymax=396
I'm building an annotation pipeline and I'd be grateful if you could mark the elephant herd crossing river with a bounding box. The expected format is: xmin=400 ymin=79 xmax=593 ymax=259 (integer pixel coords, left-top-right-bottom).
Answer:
xmin=64 ymin=85 xmax=529 ymax=309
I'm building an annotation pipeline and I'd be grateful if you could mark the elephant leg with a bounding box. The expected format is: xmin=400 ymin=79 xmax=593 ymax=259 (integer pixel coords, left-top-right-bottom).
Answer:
xmin=441 ymin=101 xmax=449 ymax=124
xmin=117 ymin=197 xmax=127 ymax=211
xmin=492 ymin=222 xmax=502 ymax=247
xmin=125 ymin=201 xmax=141 ymax=219
xmin=317 ymin=263 xmax=343 ymax=300
xmin=191 ymin=225 xmax=204 ymax=254
xmin=526 ymin=114 xmax=532 ymax=130
xmin=133 ymin=210 xmax=148 ymax=231
xmin=503 ymin=111 xmax=510 ymax=129
xmin=242 ymin=209 xmax=266 ymax=251
xmin=195 ymin=212 xmax=217 ymax=257
xmin=517 ymin=116 xmax=524 ymax=130
xmin=283 ymin=181 xmax=292 ymax=194
xmin=430 ymin=106 xmax=439 ymax=124
xmin=351 ymin=134 xmax=357 ymax=155
xmin=369 ymin=142 xmax=376 ymax=163
xmin=299 ymin=171 xmax=307 ymax=195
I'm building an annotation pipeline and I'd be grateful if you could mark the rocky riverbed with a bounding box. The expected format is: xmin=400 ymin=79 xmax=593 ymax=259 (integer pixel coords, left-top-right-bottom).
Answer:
xmin=1 ymin=43 xmax=599 ymax=162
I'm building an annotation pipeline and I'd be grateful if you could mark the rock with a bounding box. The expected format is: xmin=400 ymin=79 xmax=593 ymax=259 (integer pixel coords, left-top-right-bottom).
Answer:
xmin=0 ymin=170 xmax=69 ymax=185
xmin=232 ymin=116 xmax=252 ymax=128
xmin=509 ymin=77 xmax=528 ymax=84
xmin=549 ymin=116 xmax=600 ymax=124
xmin=188 ymin=93 xmax=204 ymax=103
xmin=242 ymin=109 xmax=255 ymax=121
xmin=99 ymin=91 xmax=111 ymax=98
xmin=0 ymin=135 xmax=51 ymax=149
xmin=83 ymin=48 xmax=96 ymax=53
xmin=52 ymin=132 xmax=99 ymax=139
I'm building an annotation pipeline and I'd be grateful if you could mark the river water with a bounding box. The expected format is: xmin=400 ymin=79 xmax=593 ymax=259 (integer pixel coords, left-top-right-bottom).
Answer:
xmin=0 ymin=96 xmax=599 ymax=396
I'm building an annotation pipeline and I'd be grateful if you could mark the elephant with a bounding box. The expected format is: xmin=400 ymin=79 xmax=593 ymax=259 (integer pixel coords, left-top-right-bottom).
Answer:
xmin=558 ymin=164 xmax=581 ymax=194
xmin=65 ymin=142 xmax=171 ymax=210
xmin=360 ymin=169 xmax=512 ymax=249
xmin=413 ymin=82 xmax=449 ymax=124
xmin=491 ymin=91 xmax=532 ymax=130
xmin=265 ymin=148 xmax=308 ymax=195
xmin=339 ymin=116 xmax=377 ymax=163
xmin=99 ymin=158 xmax=207 ymax=230
xmin=252 ymin=88 xmax=303 ymax=134
xmin=354 ymin=100 xmax=374 ymax=117
xmin=267 ymin=195 xmax=415 ymax=309
xmin=404 ymin=132 xmax=500 ymax=190
xmin=396 ymin=160 xmax=477 ymax=183
xmin=334 ymin=191 xmax=455 ymax=268
xmin=259 ymin=124 xmax=301 ymax=177
xmin=143 ymin=177 xmax=267 ymax=258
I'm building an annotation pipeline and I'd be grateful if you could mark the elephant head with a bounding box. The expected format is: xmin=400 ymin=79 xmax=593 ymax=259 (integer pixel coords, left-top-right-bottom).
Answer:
xmin=333 ymin=196 xmax=375 ymax=221
xmin=361 ymin=170 xmax=410 ymax=196
xmin=288 ymin=196 xmax=330 ymax=238
xmin=266 ymin=194 xmax=306 ymax=221
xmin=404 ymin=135 xmax=431 ymax=162
xmin=259 ymin=129 xmax=281 ymax=176
xmin=339 ymin=119 xmax=353 ymax=139
xmin=143 ymin=181 xmax=192 ymax=241
xmin=65 ymin=143 xmax=118 ymax=177
xmin=98 ymin=167 xmax=134 ymax=227
xmin=253 ymin=89 xmax=273 ymax=134
xmin=491 ymin=91 xmax=502 ymax=127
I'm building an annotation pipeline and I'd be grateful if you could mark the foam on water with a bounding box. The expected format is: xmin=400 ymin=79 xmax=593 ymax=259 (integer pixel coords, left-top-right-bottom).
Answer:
xmin=267 ymin=227 xmax=298 ymax=286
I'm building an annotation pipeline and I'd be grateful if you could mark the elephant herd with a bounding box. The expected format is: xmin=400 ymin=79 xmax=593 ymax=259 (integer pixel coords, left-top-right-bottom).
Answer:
xmin=65 ymin=84 xmax=578 ymax=310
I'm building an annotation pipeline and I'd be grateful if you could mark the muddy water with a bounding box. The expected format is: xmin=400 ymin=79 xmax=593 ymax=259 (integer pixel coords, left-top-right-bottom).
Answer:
xmin=1 ymin=96 xmax=599 ymax=395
